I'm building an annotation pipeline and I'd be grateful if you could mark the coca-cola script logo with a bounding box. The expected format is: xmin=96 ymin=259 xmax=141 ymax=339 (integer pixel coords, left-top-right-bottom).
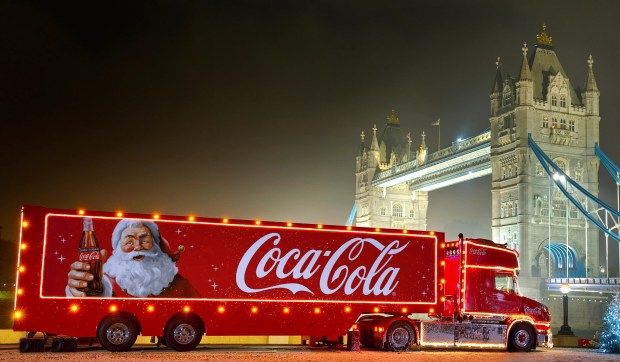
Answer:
xmin=469 ymin=247 xmax=487 ymax=256
xmin=79 ymin=248 xmax=101 ymax=262
xmin=236 ymin=233 xmax=409 ymax=296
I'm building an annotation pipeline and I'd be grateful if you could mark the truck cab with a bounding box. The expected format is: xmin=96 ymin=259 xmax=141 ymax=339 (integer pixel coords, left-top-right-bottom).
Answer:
xmin=357 ymin=236 xmax=552 ymax=351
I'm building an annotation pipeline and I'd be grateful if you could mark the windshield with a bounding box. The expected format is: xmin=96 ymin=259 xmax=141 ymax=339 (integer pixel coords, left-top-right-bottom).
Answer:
xmin=494 ymin=273 xmax=518 ymax=294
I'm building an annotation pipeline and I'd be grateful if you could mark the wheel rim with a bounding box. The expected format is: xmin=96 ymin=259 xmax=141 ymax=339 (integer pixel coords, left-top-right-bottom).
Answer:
xmin=389 ymin=326 xmax=410 ymax=349
xmin=514 ymin=329 xmax=530 ymax=348
xmin=106 ymin=322 xmax=131 ymax=345
xmin=173 ymin=323 xmax=197 ymax=345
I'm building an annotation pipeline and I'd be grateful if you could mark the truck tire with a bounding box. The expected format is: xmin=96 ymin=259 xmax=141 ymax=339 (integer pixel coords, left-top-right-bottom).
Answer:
xmin=385 ymin=321 xmax=414 ymax=351
xmin=508 ymin=323 xmax=535 ymax=352
xmin=19 ymin=338 xmax=45 ymax=353
xmin=97 ymin=315 xmax=138 ymax=352
xmin=165 ymin=315 xmax=203 ymax=352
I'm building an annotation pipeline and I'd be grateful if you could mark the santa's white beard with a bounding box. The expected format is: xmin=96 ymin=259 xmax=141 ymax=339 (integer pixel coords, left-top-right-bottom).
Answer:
xmin=103 ymin=244 xmax=178 ymax=297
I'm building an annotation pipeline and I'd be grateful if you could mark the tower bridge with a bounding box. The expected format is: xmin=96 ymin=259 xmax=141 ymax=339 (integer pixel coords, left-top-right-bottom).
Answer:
xmin=352 ymin=25 xmax=618 ymax=334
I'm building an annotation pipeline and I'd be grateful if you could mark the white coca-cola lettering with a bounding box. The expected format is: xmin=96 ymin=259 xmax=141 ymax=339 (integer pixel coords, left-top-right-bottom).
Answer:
xmin=523 ymin=305 xmax=542 ymax=315
xmin=235 ymin=233 xmax=409 ymax=296
xmin=79 ymin=251 xmax=101 ymax=262
xmin=469 ymin=247 xmax=487 ymax=256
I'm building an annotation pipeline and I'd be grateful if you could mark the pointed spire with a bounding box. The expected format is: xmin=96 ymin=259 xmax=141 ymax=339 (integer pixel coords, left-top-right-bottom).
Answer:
xmin=491 ymin=56 xmax=503 ymax=93
xmin=585 ymin=55 xmax=599 ymax=92
xmin=359 ymin=131 xmax=366 ymax=156
xmin=420 ymin=131 xmax=427 ymax=149
xmin=519 ymin=42 xmax=532 ymax=81
xmin=370 ymin=124 xmax=379 ymax=151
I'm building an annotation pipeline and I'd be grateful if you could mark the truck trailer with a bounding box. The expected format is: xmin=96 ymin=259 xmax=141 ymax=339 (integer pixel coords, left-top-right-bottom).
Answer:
xmin=13 ymin=206 xmax=552 ymax=352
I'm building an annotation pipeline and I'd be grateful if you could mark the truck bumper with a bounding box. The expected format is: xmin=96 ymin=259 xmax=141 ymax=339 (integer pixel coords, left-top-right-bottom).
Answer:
xmin=537 ymin=330 xmax=553 ymax=348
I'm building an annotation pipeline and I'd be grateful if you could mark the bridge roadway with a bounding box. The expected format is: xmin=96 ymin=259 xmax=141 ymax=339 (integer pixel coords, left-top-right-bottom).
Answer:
xmin=372 ymin=130 xmax=491 ymax=191
xmin=545 ymin=278 xmax=620 ymax=294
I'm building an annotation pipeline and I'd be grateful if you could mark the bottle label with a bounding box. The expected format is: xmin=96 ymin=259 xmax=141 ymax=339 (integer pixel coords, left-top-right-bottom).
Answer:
xmin=79 ymin=247 xmax=101 ymax=262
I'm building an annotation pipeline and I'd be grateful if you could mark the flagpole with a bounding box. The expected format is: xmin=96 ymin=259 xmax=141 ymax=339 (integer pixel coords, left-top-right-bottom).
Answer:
xmin=437 ymin=123 xmax=441 ymax=151
xmin=432 ymin=118 xmax=441 ymax=151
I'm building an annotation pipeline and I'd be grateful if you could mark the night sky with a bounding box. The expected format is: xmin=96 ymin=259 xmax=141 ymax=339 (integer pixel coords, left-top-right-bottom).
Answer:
xmin=2 ymin=1 xmax=620 ymax=270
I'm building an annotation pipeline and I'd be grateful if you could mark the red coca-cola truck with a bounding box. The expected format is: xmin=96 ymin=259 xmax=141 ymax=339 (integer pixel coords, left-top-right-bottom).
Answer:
xmin=13 ymin=206 xmax=552 ymax=352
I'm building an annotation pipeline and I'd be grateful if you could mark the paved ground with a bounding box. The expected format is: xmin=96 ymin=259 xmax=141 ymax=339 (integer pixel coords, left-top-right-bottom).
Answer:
xmin=0 ymin=345 xmax=619 ymax=362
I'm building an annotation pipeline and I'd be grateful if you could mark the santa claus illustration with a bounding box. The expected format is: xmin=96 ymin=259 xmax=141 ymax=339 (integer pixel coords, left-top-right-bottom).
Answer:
xmin=67 ymin=220 xmax=200 ymax=298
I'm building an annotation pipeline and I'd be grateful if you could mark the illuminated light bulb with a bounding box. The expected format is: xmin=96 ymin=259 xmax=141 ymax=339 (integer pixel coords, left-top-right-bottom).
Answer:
xmin=441 ymin=297 xmax=446 ymax=302
xmin=153 ymin=214 xmax=160 ymax=219
xmin=441 ymin=243 xmax=445 ymax=249
xmin=352 ymin=324 xmax=358 ymax=330
xmin=287 ymin=222 xmax=293 ymax=227
xmin=218 ymin=306 xmax=225 ymax=313
xmin=283 ymin=307 xmax=290 ymax=314
xmin=78 ymin=210 xmax=85 ymax=215
xmin=20 ymin=244 xmax=26 ymax=250
xmin=70 ymin=304 xmax=78 ymax=312
xmin=403 ymin=230 xmax=408 ymax=234
xmin=188 ymin=216 xmax=195 ymax=222
xmin=223 ymin=218 xmax=229 ymax=224
xmin=346 ymin=226 xmax=352 ymax=230
xmin=116 ymin=212 xmax=123 ymax=217
xmin=373 ymin=307 xmax=380 ymax=313
xmin=430 ymin=231 xmax=435 ymax=235
xmin=401 ymin=307 xmax=408 ymax=313
xmin=317 ymin=224 xmax=323 ymax=229
xmin=14 ymin=311 xmax=22 ymax=319
xmin=17 ymin=289 xmax=23 ymax=295
xmin=378 ymin=327 xmax=384 ymax=333
xmin=147 ymin=306 xmax=154 ymax=312
xmin=255 ymin=220 xmax=261 ymax=225
xmin=375 ymin=228 xmax=381 ymax=232
xmin=251 ymin=307 xmax=258 ymax=313
xmin=344 ymin=306 xmax=351 ymax=313
xmin=441 ymin=278 xmax=445 ymax=284
xmin=22 ymin=221 xmax=29 ymax=228
xmin=440 ymin=261 xmax=445 ymax=266
xmin=429 ymin=308 xmax=435 ymax=314
xmin=18 ymin=266 xmax=25 ymax=273
xmin=314 ymin=307 xmax=321 ymax=314
xmin=110 ymin=305 xmax=117 ymax=312
xmin=184 ymin=306 xmax=190 ymax=312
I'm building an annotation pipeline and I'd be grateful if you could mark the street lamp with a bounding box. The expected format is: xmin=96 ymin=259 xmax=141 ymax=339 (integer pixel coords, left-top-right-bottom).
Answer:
xmin=558 ymin=283 xmax=574 ymax=336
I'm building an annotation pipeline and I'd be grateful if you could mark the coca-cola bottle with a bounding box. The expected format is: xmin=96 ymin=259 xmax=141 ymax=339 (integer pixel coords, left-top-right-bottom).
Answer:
xmin=78 ymin=218 xmax=103 ymax=295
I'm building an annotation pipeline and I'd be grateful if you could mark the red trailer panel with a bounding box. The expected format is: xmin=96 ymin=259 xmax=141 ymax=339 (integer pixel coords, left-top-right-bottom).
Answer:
xmin=14 ymin=206 xmax=443 ymax=343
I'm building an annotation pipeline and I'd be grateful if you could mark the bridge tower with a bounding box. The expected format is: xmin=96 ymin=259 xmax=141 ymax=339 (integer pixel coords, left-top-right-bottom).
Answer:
xmin=489 ymin=25 xmax=600 ymax=285
xmin=354 ymin=110 xmax=429 ymax=230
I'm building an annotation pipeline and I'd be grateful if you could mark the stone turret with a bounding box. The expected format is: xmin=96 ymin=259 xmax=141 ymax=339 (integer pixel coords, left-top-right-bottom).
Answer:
xmin=516 ymin=43 xmax=534 ymax=105
xmin=582 ymin=55 xmax=600 ymax=116
xmin=490 ymin=57 xmax=503 ymax=116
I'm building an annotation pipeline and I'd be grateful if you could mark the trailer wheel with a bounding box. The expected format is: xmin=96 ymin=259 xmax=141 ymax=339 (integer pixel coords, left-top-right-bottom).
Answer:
xmin=386 ymin=321 xmax=414 ymax=351
xmin=165 ymin=315 xmax=203 ymax=352
xmin=97 ymin=315 xmax=138 ymax=352
xmin=508 ymin=323 xmax=534 ymax=352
